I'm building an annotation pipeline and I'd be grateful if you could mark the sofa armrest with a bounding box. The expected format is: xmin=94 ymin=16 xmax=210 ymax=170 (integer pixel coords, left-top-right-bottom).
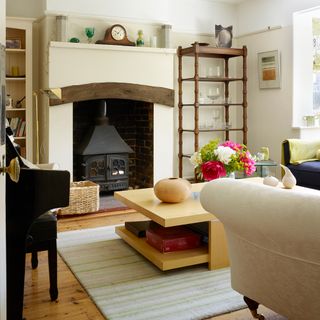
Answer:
xmin=200 ymin=179 xmax=320 ymax=264
xmin=282 ymin=140 xmax=291 ymax=165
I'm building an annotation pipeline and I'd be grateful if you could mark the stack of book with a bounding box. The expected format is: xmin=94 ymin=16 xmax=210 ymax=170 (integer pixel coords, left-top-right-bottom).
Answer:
xmin=125 ymin=220 xmax=151 ymax=238
xmin=9 ymin=117 xmax=26 ymax=137
xmin=146 ymin=223 xmax=201 ymax=253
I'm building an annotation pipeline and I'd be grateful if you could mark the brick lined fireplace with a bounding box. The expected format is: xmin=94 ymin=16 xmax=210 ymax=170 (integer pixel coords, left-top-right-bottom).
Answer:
xmin=46 ymin=42 xmax=176 ymax=183
xmin=73 ymin=99 xmax=154 ymax=189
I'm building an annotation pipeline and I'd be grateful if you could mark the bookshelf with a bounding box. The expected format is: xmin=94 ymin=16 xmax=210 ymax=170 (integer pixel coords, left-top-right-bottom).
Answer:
xmin=6 ymin=17 xmax=33 ymax=160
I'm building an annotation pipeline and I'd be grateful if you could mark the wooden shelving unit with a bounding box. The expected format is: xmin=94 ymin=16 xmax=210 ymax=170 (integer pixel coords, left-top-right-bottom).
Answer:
xmin=6 ymin=17 xmax=33 ymax=160
xmin=177 ymin=43 xmax=248 ymax=178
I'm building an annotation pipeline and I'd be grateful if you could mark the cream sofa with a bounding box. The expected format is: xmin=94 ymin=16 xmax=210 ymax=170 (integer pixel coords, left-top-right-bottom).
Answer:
xmin=200 ymin=178 xmax=320 ymax=320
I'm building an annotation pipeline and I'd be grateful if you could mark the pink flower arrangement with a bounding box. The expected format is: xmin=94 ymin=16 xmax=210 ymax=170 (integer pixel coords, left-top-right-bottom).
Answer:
xmin=190 ymin=139 xmax=256 ymax=181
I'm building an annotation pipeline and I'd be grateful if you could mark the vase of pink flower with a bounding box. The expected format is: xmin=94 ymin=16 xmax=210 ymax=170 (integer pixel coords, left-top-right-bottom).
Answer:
xmin=190 ymin=140 xmax=256 ymax=181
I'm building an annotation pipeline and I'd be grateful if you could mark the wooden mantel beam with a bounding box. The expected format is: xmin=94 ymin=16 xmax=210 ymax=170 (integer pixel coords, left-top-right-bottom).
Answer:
xmin=49 ymin=82 xmax=174 ymax=107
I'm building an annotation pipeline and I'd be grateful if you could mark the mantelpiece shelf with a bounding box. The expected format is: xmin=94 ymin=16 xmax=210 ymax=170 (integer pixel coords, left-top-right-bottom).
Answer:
xmin=177 ymin=42 xmax=248 ymax=179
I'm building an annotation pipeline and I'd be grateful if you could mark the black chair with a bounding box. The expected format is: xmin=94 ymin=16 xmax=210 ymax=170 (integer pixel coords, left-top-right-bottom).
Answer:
xmin=25 ymin=211 xmax=59 ymax=301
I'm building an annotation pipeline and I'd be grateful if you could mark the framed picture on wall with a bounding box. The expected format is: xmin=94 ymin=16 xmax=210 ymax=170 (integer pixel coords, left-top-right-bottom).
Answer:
xmin=258 ymin=50 xmax=281 ymax=89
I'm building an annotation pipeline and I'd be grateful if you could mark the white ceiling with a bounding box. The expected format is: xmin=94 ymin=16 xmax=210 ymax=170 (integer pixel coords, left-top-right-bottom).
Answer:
xmin=211 ymin=0 xmax=247 ymax=4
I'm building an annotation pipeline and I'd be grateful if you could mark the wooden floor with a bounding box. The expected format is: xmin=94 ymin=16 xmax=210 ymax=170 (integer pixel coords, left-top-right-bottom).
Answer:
xmin=23 ymin=210 xmax=284 ymax=320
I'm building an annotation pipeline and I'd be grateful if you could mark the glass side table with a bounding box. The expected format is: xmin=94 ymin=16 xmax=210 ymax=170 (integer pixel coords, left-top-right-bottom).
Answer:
xmin=254 ymin=160 xmax=278 ymax=177
xmin=235 ymin=160 xmax=278 ymax=179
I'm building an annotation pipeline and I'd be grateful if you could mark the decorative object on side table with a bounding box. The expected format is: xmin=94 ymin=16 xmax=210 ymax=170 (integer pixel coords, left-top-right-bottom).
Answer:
xmin=96 ymin=24 xmax=135 ymax=46
xmin=190 ymin=140 xmax=256 ymax=181
xmin=215 ymin=25 xmax=233 ymax=48
xmin=154 ymin=177 xmax=191 ymax=203
xmin=280 ymin=164 xmax=297 ymax=189
xmin=85 ymin=27 xmax=95 ymax=43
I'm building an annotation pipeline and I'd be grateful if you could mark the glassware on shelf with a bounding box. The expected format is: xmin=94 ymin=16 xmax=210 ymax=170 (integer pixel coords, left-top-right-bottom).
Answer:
xmin=85 ymin=27 xmax=95 ymax=43
xmin=223 ymin=121 xmax=232 ymax=130
xmin=207 ymin=87 xmax=220 ymax=102
xmin=207 ymin=65 xmax=222 ymax=77
xmin=212 ymin=108 xmax=221 ymax=128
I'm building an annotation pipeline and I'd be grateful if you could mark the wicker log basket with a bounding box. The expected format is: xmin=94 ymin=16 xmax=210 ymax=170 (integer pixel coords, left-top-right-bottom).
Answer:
xmin=58 ymin=181 xmax=100 ymax=216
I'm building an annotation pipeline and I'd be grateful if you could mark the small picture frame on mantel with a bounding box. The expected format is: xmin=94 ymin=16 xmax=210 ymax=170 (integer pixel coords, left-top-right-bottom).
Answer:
xmin=258 ymin=50 xmax=281 ymax=89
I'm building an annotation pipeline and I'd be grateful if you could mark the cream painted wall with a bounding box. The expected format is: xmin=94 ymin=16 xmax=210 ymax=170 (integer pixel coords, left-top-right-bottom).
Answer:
xmin=0 ymin=0 xmax=6 ymax=317
xmin=6 ymin=0 xmax=45 ymax=18
xmin=45 ymin=0 xmax=237 ymax=34
xmin=237 ymin=0 xmax=320 ymax=36
xmin=236 ymin=0 xmax=320 ymax=170
xmin=237 ymin=27 xmax=299 ymax=170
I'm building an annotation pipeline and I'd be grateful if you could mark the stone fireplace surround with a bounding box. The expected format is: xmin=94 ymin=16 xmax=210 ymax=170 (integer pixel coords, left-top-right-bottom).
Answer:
xmin=46 ymin=42 xmax=176 ymax=183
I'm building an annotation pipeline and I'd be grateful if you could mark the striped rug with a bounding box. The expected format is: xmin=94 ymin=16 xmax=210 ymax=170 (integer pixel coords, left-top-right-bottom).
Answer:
xmin=57 ymin=225 xmax=246 ymax=320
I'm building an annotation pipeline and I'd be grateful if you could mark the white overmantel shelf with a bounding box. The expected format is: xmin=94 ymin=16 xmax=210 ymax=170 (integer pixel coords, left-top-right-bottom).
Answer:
xmin=50 ymin=41 xmax=177 ymax=55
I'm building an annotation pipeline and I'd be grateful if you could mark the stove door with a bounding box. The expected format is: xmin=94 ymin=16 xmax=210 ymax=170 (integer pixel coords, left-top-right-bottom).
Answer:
xmin=106 ymin=154 xmax=129 ymax=181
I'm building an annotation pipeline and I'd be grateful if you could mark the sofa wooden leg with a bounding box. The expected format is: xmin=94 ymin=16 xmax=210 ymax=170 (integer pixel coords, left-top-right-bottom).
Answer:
xmin=243 ymin=296 xmax=265 ymax=320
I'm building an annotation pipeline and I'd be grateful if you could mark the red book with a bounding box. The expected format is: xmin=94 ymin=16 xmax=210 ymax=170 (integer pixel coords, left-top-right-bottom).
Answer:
xmin=146 ymin=224 xmax=201 ymax=253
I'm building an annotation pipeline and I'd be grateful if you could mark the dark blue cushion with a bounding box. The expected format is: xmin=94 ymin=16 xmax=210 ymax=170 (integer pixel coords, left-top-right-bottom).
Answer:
xmin=287 ymin=161 xmax=320 ymax=190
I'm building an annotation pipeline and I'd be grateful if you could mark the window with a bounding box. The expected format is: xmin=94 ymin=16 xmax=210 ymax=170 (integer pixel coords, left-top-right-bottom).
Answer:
xmin=293 ymin=6 xmax=320 ymax=127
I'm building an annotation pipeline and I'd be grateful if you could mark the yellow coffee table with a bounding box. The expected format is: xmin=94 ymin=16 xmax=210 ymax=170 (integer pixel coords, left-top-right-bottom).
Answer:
xmin=114 ymin=183 xmax=229 ymax=271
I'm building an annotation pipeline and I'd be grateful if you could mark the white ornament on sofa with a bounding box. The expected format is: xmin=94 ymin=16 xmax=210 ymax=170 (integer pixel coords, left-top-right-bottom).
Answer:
xmin=280 ymin=164 xmax=297 ymax=189
xmin=263 ymin=175 xmax=279 ymax=187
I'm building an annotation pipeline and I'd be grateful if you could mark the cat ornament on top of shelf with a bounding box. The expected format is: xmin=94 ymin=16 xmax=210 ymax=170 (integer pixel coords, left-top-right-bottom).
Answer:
xmin=215 ymin=25 xmax=233 ymax=48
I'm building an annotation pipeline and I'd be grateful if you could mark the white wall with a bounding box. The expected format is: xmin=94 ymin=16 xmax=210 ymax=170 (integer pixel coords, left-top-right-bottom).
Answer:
xmin=0 ymin=0 xmax=6 ymax=318
xmin=46 ymin=0 xmax=236 ymax=34
xmin=237 ymin=27 xmax=299 ymax=169
xmin=236 ymin=0 xmax=320 ymax=170
xmin=237 ymin=0 xmax=320 ymax=36
xmin=6 ymin=0 xmax=45 ymax=18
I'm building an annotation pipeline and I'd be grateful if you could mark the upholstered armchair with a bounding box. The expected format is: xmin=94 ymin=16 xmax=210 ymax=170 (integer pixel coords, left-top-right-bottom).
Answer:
xmin=200 ymin=178 xmax=320 ymax=320
xmin=282 ymin=139 xmax=320 ymax=190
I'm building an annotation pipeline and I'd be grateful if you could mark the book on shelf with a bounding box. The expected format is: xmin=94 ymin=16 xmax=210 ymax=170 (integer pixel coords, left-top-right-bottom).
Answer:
xmin=9 ymin=117 xmax=25 ymax=137
xmin=125 ymin=220 xmax=150 ymax=238
xmin=17 ymin=120 xmax=26 ymax=137
xmin=146 ymin=223 xmax=201 ymax=253
xmin=186 ymin=222 xmax=208 ymax=244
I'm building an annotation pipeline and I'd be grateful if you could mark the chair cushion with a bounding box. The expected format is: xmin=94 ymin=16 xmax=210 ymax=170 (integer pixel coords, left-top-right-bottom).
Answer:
xmin=28 ymin=211 xmax=57 ymax=243
xmin=287 ymin=161 xmax=320 ymax=190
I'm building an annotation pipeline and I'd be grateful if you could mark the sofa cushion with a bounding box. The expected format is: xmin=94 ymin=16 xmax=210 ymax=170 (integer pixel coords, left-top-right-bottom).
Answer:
xmin=288 ymin=162 xmax=320 ymax=190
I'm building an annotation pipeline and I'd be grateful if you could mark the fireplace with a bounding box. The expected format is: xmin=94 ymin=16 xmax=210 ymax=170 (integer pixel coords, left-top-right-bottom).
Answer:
xmin=46 ymin=43 xmax=176 ymax=183
xmin=73 ymin=98 xmax=154 ymax=189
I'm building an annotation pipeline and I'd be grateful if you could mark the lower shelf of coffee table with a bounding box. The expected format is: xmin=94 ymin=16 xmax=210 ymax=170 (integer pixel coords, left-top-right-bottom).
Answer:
xmin=115 ymin=226 xmax=209 ymax=271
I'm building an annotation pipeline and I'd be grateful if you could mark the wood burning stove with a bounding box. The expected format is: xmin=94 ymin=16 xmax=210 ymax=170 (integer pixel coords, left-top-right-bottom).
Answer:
xmin=79 ymin=153 xmax=130 ymax=191
xmin=75 ymin=100 xmax=133 ymax=192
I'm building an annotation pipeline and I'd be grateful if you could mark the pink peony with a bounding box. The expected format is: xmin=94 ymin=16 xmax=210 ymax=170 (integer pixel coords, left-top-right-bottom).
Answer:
xmin=201 ymin=161 xmax=226 ymax=181
xmin=221 ymin=140 xmax=243 ymax=151
xmin=240 ymin=152 xmax=256 ymax=176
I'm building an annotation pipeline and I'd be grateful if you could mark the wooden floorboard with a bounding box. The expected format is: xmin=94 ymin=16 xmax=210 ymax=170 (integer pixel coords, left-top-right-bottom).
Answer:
xmin=23 ymin=210 xmax=284 ymax=320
